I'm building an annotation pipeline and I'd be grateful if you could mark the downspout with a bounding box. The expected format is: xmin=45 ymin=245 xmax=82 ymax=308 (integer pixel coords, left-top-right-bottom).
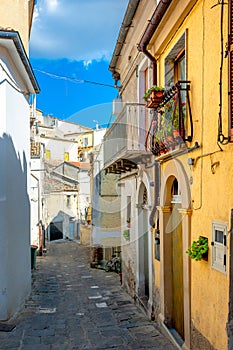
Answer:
xmin=227 ymin=209 xmax=233 ymax=349
xmin=137 ymin=0 xmax=173 ymax=227
xmin=137 ymin=0 xmax=173 ymax=85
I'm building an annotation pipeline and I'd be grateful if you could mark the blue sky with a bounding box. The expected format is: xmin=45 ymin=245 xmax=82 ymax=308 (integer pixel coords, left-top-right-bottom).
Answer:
xmin=30 ymin=0 xmax=128 ymax=128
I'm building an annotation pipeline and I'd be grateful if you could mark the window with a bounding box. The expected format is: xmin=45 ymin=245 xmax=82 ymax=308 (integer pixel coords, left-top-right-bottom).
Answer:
xmin=174 ymin=49 xmax=185 ymax=82
xmin=64 ymin=152 xmax=69 ymax=161
xmin=45 ymin=150 xmax=50 ymax=160
xmin=66 ymin=195 xmax=71 ymax=208
xmin=171 ymin=178 xmax=181 ymax=204
xmin=211 ymin=222 xmax=227 ymax=273
xmin=127 ymin=196 xmax=131 ymax=226
xmin=165 ymin=32 xmax=186 ymax=88
xmin=84 ymin=137 xmax=88 ymax=147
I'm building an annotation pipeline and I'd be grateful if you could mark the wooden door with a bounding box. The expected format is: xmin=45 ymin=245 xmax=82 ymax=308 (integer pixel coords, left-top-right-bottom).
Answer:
xmin=172 ymin=203 xmax=184 ymax=339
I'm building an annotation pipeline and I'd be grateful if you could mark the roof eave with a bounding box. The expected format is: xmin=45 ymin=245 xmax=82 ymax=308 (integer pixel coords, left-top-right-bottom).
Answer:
xmin=109 ymin=0 xmax=141 ymax=83
xmin=0 ymin=30 xmax=40 ymax=94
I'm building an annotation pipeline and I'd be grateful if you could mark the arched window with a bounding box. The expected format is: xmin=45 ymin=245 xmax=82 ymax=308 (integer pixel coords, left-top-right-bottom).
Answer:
xmin=171 ymin=178 xmax=181 ymax=203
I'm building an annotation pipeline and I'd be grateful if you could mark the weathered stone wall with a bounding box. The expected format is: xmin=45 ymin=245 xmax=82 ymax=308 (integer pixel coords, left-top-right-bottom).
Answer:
xmin=80 ymin=224 xmax=91 ymax=246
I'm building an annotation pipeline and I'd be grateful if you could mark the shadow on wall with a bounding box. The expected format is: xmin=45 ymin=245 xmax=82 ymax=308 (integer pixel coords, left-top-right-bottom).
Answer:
xmin=47 ymin=210 xmax=79 ymax=241
xmin=0 ymin=133 xmax=31 ymax=320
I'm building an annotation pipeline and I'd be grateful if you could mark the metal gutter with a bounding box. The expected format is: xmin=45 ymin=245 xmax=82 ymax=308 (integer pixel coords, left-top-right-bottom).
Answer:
xmin=0 ymin=30 xmax=40 ymax=93
xmin=137 ymin=0 xmax=173 ymax=85
xmin=109 ymin=0 xmax=140 ymax=84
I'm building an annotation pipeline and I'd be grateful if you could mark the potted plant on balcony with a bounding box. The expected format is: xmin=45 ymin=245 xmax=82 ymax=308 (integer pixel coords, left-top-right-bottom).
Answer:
xmin=143 ymin=86 xmax=165 ymax=108
xmin=153 ymin=129 xmax=167 ymax=155
xmin=166 ymin=97 xmax=187 ymax=135
xmin=126 ymin=218 xmax=131 ymax=228
xmin=186 ymin=236 xmax=208 ymax=261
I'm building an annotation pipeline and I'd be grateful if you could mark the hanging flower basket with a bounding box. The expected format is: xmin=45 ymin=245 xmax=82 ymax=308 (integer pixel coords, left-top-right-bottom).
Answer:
xmin=143 ymin=86 xmax=165 ymax=109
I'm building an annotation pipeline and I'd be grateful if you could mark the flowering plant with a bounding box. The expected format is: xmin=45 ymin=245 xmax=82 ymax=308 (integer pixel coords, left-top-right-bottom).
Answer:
xmin=164 ymin=96 xmax=186 ymax=131
xmin=143 ymin=85 xmax=165 ymax=101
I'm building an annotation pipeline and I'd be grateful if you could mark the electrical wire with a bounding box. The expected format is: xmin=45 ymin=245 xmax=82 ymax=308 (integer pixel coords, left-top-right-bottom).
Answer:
xmin=33 ymin=68 xmax=116 ymax=89
xmin=213 ymin=0 xmax=228 ymax=145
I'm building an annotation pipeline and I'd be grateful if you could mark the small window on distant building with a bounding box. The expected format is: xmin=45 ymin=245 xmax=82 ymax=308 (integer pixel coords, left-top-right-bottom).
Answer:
xmin=84 ymin=137 xmax=88 ymax=147
xmin=171 ymin=178 xmax=181 ymax=203
xmin=66 ymin=195 xmax=71 ymax=208
xmin=80 ymin=152 xmax=84 ymax=161
xmin=64 ymin=152 xmax=69 ymax=161
xmin=211 ymin=222 xmax=227 ymax=273
xmin=45 ymin=150 xmax=50 ymax=160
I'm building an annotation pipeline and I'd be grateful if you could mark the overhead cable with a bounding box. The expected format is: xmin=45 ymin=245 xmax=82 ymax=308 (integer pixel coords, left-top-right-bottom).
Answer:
xmin=33 ymin=69 xmax=115 ymax=89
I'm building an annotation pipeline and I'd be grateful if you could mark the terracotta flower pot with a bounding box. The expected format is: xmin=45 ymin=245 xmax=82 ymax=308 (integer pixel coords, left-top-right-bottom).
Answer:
xmin=146 ymin=90 xmax=164 ymax=108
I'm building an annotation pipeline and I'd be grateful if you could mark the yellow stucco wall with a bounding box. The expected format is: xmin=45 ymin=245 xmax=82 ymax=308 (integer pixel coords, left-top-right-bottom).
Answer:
xmin=151 ymin=1 xmax=229 ymax=349
xmin=112 ymin=0 xmax=230 ymax=347
xmin=155 ymin=1 xmax=229 ymax=349
xmin=0 ymin=0 xmax=34 ymax=52
xmin=77 ymin=132 xmax=93 ymax=148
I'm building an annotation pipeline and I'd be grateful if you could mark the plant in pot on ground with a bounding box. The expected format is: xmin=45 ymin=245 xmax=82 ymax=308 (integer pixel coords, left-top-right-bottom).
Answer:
xmin=186 ymin=236 xmax=208 ymax=261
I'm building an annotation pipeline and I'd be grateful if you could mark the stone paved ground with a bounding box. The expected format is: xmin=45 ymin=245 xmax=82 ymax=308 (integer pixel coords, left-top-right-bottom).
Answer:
xmin=0 ymin=240 xmax=177 ymax=350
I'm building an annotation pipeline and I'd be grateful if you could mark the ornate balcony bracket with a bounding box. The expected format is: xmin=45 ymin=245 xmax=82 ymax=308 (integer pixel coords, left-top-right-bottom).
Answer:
xmin=105 ymin=159 xmax=137 ymax=175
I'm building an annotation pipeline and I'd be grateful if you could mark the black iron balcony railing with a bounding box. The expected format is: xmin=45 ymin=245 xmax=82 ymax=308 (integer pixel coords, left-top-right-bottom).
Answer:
xmin=146 ymin=81 xmax=193 ymax=157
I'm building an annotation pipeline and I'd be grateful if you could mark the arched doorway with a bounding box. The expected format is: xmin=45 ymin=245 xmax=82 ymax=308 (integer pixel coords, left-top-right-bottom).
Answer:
xmin=159 ymin=159 xmax=191 ymax=348
xmin=137 ymin=183 xmax=149 ymax=304
xmin=170 ymin=178 xmax=184 ymax=339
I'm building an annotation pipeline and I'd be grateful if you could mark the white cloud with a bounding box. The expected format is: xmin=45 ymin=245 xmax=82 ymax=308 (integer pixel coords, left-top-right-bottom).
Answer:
xmin=83 ymin=60 xmax=92 ymax=69
xmin=30 ymin=0 xmax=128 ymax=61
xmin=47 ymin=0 xmax=59 ymax=12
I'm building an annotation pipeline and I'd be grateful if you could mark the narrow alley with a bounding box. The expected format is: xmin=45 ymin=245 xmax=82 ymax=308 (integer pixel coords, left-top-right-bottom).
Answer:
xmin=0 ymin=240 xmax=176 ymax=350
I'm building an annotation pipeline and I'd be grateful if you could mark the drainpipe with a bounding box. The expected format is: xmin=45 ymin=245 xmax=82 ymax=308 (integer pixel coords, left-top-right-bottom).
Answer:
xmin=227 ymin=208 xmax=233 ymax=349
xmin=137 ymin=0 xmax=173 ymax=227
xmin=137 ymin=0 xmax=172 ymax=85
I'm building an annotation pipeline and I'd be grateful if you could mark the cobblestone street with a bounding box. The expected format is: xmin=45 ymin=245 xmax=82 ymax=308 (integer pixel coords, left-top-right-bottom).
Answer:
xmin=0 ymin=241 xmax=176 ymax=350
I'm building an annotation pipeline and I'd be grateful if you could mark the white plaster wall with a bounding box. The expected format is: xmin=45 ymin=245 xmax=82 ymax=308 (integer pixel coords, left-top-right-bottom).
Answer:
xmin=0 ymin=79 xmax=31 ymax=320
xmin=91 ymin=144 xmax=121 ymax=246
xmin=78 ymin=170 xmax=90 ymax=219
xmin=30 ymin=174 xmax=39 ymax=245
xmin=93 ymin=129 xmax=106 ymax=147
xmin=30 ymin=157 xmax=44 ymax=246
xmin=121 ymin=177 xmax=138 ymax=283
xmin=43 ymin=137 xmax=78 ymax=162
xmin=92 ymin=226 xmax=121 ymax=246
xmin=45 ymin=192 xmax=78 ymax=238
xmin=57 ymin=119 xmax=91 ymax=134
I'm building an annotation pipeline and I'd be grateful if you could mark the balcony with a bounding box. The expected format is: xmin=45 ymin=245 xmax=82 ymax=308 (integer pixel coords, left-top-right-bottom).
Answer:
xmin=104 ymin=103 xmax=151 ymax=173
xmin=30 ymin=142 xmax=41 ymax=158
xmin=146 ymin=81 xmax=193 ymax=157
